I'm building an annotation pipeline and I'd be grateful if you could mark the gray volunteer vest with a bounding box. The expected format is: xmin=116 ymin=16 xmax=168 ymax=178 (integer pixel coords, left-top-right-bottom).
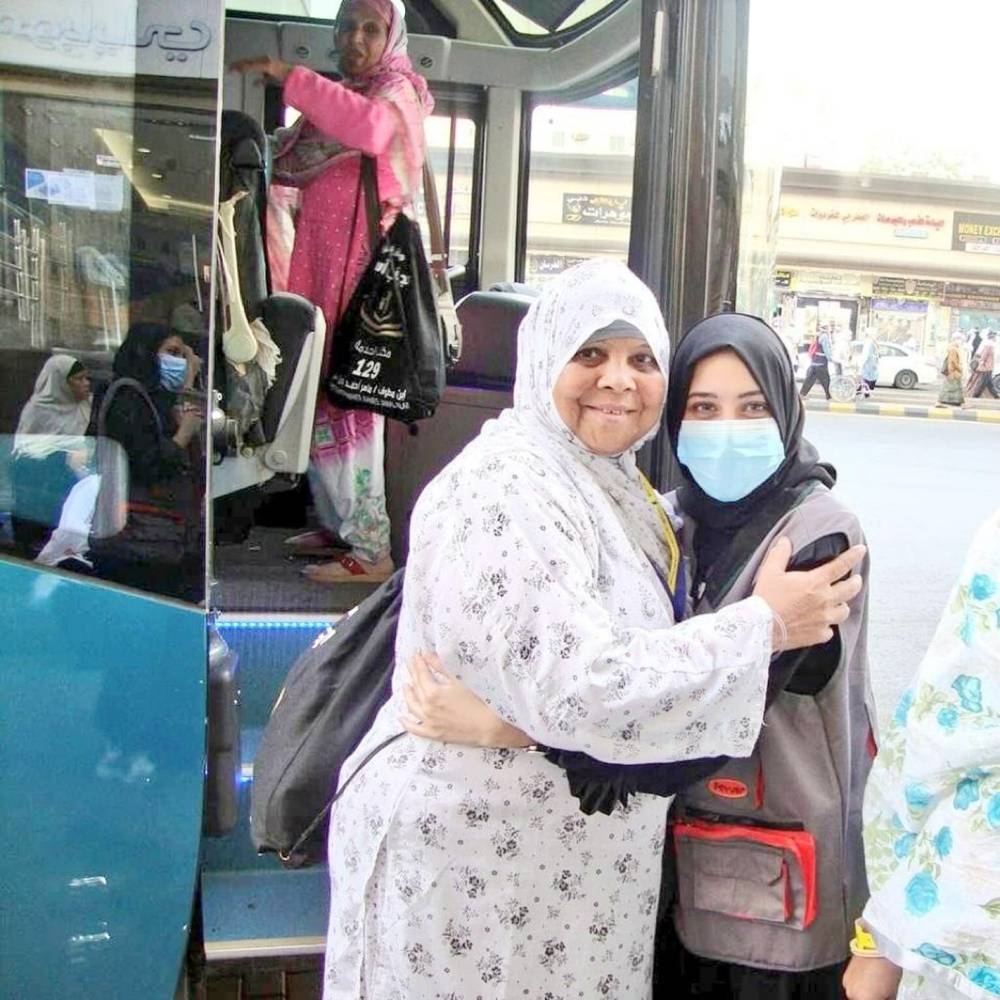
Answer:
xmin=671 ymin=486 xmax=876 ymax=971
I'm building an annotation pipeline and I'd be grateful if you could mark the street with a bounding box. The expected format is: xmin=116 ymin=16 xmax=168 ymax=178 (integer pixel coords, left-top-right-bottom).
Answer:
xmin=800 ymin=381 xmax=1000 ymax=411
xmin=804 ymin=410 xmax=1000 ymax=727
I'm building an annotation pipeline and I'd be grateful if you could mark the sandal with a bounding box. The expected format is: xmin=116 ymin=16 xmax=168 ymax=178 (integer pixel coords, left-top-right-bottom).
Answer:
xmin=284 ymin=529 xmax=348 ymax=556
xmin=302 ymin=553 xmax=395 ymax=584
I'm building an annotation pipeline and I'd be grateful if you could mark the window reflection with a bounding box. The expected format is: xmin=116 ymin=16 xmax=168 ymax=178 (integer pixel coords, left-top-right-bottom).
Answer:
xmin=0 ymin=0 xmax=221 ymax=604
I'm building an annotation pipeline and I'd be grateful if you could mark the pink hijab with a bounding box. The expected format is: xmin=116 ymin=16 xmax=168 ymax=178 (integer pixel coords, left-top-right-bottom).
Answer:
xmin=273 ymin=0 xmax=433 ymax=196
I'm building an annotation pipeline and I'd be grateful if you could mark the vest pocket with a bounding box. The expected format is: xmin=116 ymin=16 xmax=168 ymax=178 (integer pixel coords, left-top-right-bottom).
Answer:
xmin=673 ymin=820 xmax=817 ymax=930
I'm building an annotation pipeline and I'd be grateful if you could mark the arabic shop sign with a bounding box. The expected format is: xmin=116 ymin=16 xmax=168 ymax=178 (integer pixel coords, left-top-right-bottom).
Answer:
xmin=952 ymin=212 xmax=1000 ymax=255
xmin=562 ymin=193 xmax=632 ymax=227
xmin=871 ymin=277 xmax=945 ymax=300
xmin=793 ymin=207 xmax=946 ymax=230
xmin=527 ymin=253 xmax=589 ymax=277
xmin=941 ymin=281 xmax=1000 ymax=308
xmin=0 ymin=1 xmax=219 ymax=79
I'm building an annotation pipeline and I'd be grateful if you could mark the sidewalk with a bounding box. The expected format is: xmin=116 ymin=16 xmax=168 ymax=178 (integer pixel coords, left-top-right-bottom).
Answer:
xmin=802 ymin=396 xmax=1000 ymax=423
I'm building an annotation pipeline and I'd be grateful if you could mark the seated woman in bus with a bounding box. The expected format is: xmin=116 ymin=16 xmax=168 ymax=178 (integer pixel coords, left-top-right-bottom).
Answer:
xmin=844 ymin=508 xmax=1000 ymax=1000
xmin=11 ymin=354 xmax=92 ymax=558
xmin=88 ymin=323 xmax=204 ymax=601
xmin=402 ymin=312 xmax=875 ymax=1000
xmin=231 ymin=0 xmax=434 ymax=585
xmin=321 ymin=260 xmax=865 ymax=999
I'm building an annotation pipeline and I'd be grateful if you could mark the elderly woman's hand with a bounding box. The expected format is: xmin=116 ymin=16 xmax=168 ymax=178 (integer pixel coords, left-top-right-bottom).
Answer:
xmin=229 ymin=55 xmax=293 ymax=84
xmin=401 ymin=652 xmax=534 ymax=748
xmin=753 ymin=537 xmax=867 ymax=652
xmin=842 ymin=955 xmax=902 ymax=1000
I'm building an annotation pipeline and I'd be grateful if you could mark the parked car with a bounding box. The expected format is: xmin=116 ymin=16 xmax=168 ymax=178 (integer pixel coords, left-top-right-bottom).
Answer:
xmin=795 ymin=341 xmax=939 ymax=389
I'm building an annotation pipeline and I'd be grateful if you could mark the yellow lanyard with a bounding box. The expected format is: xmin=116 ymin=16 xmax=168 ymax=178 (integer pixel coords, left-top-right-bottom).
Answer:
xmin=639 ymin=473 xmax=681 ymax=595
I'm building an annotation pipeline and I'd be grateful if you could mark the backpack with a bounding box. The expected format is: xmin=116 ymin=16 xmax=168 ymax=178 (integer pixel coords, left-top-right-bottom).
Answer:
xmin=250 ymin=569 xmax=404 ymax=867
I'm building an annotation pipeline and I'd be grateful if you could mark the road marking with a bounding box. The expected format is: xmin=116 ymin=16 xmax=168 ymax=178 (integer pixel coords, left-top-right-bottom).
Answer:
xmin=803 ymin=401 xmax=1000 ymax=424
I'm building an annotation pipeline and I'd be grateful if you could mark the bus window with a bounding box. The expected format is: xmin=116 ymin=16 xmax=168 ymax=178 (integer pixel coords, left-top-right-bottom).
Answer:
xmin=0 ymin=8 xmax=218 ymax=605
xmin=415 ymin=106 xmax=483 ymax=294
xmin=522 ymin=77 xmax=637 ymax=283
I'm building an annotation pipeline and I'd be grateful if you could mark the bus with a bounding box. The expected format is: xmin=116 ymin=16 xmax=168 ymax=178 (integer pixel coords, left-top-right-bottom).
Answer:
xmin=2 ymin=1 xmax=998 ymax=997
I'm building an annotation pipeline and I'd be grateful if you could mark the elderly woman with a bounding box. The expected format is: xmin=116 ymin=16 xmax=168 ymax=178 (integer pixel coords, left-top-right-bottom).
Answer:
xmin=232 ymin=0 xmax=433 ymax=584
xmin=322 ymin=261 xmax=864 ymax=998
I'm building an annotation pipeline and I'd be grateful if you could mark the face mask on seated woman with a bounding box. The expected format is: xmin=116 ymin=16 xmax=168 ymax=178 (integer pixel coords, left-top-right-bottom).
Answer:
xmin=158 ymin=354 xmax=188 ymax=392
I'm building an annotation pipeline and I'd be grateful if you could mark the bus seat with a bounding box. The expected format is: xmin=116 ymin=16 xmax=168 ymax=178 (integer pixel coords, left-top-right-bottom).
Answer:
xmin=211 ymin=112 xmax=326 ymax=500
xmin=447 ymin=290 xmax=536 ymax=389
xmin=385 ymin=290 xmax=533 ymax=561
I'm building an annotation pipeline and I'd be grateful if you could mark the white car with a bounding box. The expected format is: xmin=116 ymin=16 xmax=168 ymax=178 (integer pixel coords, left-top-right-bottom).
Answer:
xmin=795 ymin=341 xmax=939 ymax=390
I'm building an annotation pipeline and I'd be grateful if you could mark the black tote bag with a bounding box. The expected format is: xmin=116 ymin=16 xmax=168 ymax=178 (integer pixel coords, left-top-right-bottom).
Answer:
xmin=325 ymin=158 xmax=445 ymax=423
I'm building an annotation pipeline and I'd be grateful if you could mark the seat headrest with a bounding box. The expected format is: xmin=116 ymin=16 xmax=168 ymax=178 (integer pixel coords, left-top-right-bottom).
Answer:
xmin=451 ymin=291 xmax=535 ymax=388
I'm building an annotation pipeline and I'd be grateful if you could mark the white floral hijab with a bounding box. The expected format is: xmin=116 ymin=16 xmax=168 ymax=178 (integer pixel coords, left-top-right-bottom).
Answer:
xmin=481 ymin=258 xmax=675 ymax=587
xmin=863 ymin=507 xmax=1000 ymax=998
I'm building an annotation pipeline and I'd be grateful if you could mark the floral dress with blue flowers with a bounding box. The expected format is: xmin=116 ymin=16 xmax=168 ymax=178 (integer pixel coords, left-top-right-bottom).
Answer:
xmin=863 ymin=509 xmax=1000 ymax=999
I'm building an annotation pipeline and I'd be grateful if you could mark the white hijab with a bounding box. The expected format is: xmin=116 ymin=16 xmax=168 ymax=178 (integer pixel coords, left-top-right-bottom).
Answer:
xmin=479 ymin=258 xmax=674 ymax=583
xmin=14 ymin=355 xmax=91 ymax=460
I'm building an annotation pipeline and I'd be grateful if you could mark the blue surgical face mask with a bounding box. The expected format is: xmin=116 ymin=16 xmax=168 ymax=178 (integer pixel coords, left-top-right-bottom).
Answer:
xmin=676 ymin=418 xmax=785 ymax=503
xmin=158 ymin=353 xmax=188 ymax=392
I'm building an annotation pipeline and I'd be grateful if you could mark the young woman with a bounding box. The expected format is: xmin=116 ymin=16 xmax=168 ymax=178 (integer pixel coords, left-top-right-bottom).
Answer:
xmin=660 ymin=313 xmax=875 ymax=998
xmin=402 ymin=312 xmax=875 ymax=999
xmin=320 ymin=264 xmax=863 ymax=999
xmin=232 ymin=0 xmax=433 ymax=584
xmin=88 ymin=323 xmax=204 ymax=601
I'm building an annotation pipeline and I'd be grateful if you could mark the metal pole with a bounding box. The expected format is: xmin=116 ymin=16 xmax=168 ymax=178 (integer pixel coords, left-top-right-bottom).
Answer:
xmin=629 ymin=0 xmax=750 ymax=489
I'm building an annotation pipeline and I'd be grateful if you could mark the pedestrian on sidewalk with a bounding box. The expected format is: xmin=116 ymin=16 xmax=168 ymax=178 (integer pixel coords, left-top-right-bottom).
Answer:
xmin=969 ymin=326 xmax=982 ymax=363
xmin=800 ymin=326 xmax=833 ymax=400
xmin=967 ymin=330 xmax=998 ymax=399
xmin=858 ymin=331 xmax=880 ymax=398
xmin=935 ymin=333 xmax=966 ymax=408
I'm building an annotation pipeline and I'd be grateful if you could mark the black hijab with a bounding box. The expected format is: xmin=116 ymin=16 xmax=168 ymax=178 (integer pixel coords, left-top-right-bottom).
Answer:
xmin=110 ymin=322 xmax=178 ymax=425
xmin=665 ymin=313 xmax=835 ymax=594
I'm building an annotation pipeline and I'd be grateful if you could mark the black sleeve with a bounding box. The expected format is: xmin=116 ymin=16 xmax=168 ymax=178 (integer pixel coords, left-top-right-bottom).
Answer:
xmin=775 ymin=532 xmax=848 ymax=696
xmin=546 ymin=532 xmax=850 ymax=814
xmin=104 ymin=386 xmax=188 ymax=488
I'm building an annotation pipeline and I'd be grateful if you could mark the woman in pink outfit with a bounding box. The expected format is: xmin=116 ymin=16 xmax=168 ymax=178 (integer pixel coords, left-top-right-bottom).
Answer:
xmin=232 ymin=0 xmax=433 ymax=583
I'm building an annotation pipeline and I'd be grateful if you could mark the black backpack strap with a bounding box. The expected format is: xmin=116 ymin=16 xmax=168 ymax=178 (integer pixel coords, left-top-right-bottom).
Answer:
xmin=98 ymin=377 xmax=163 ymax=437
xmin=281 ymin=731 xmax=405 ymax=867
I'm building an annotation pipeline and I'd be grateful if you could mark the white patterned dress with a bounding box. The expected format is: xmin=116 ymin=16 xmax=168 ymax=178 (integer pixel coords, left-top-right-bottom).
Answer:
xmin=322 ymin=260 xmax=773 ymax=999
xmin=863 ymin=508 xmax=1000 ymax=999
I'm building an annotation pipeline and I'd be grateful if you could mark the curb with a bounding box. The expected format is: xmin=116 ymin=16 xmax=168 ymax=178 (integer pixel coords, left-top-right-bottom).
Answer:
xmin=803 ymin=399 xmax=1000 ymax=423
